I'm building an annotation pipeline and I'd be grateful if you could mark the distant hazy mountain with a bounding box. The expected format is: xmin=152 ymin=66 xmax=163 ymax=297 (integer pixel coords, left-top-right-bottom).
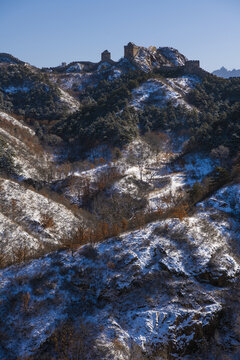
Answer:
xmin=213 ymin=66 xmax=240 ymax=78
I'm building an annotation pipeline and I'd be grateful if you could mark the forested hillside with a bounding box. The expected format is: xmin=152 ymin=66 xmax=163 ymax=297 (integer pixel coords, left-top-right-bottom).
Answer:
xmin=0 ymin=47 xmax=240 ymax=359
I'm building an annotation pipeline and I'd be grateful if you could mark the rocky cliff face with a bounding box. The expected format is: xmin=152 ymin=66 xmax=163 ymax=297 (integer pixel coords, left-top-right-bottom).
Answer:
xmin=127 ymin=45 xmax=187 ymax=72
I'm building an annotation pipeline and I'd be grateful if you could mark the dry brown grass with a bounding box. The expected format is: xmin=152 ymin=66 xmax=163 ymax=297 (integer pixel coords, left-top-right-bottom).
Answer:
xmin=40 ymin=213 xmax=55 ymax=229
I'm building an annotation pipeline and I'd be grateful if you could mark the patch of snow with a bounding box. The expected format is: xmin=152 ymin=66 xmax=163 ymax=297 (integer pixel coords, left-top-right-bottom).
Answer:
xmin=202 ymin=184 xmax=240 ymax=216
xmin=159 ymin=47 xmax=187 ymax=66
xmin=130 ymin=79 xmax=194 ymax=110
xmin=0 ymin=111 xmax=35 ymax=136
xmin=166 ymin=75 xmax=200 ymax=94
xmin=2 ymin=85 xmax=31 ymax=93
xmin=108 ymin=69 xmax=122 ymax=81
xmin=0 ymin=178 xmax=84 ymax=257
xmin=66 ymin=63 xmax=84 ymax=72
xmin=50 ymin=72 xmax=95 ymax=91
xmin=59 ymin=88 xmax=79 ymax=112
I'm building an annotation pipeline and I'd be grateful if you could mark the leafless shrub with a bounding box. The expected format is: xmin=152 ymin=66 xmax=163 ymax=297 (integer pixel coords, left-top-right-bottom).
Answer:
xmin=41 ymin=320 xmax=95 ymax=360
xmin=40 ymin=213 xmax=55 ymax=229
xmin=211 ymin=145 xmax=230 ymax=167
xmin=21 ymin=292 xmax=30 ymax=312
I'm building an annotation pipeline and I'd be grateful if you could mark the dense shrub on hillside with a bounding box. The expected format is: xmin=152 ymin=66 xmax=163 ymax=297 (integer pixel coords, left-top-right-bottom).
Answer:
xmin=0 ymin=64 xmax=68 ymax=120
xmin=53 ymin=70 xmax=153 ymax=150
xmin=136 ymin=75 xmax=240 ymax=154
xmin=2 ymin=61 xmax=239 ymax=157
xmin=186 ymin=75 xmax=240 ymax=153
xmin=0 ymin=136 xmax=18 ymax=175
xmin=55 ymin=107 xmax=139 ymax=151
xmin=53 ymin=69 xmax=240 ymax=156
xmin=138 ymin=103 xmax=198 ymax=132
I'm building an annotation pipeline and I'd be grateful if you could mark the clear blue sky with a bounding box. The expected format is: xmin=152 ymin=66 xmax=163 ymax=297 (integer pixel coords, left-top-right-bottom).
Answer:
xmin=0 ymin=0 xmax=239 ymax=72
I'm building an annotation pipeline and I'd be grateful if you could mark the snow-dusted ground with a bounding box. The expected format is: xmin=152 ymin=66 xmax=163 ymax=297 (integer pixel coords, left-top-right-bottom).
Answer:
xmin=0 ymin=112 xmax=35 ymax=136
xmin=0 ymin=124 xmax=239 ymax=358
xmin=166 ymin=75 xmax=200 ymax=94
xmin=203 ymin=184 xmax=240 ymax=216
xmin=130 ymin=77 xmax=197 ymax=110
xmin=50 ymin=72 xmax=96 ymax=91
xmin=130 ymin=46 xmax=187 ymax=72
xmin=106 ymin=138 xmax=218 ymax=212
xmin=0 ymin=111 xmax=47 ymax=179
xmin=58 ymin=88 xmax=80 ymax=113
xmin=3 ymin=85 xmax=31 ymax=93
xmin=0 ymin=205 xmax=239 ymax=359
xmin=0 ymin=178 xmax=84 ymax=258
xmin=146 ymin=152 xmax=217 ymax=211
xmin=66 ymin=62 xmax=84 ymax=72
xmin=158 ymin=47 xmax=187 ymax=66
xmin=50 ymin=60 xmax=129 ymax=93
xmin=59 ymin=134 xmax=217 ymax=214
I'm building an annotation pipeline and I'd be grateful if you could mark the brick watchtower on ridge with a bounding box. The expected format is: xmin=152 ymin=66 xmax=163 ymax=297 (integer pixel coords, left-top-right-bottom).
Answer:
xmin=124 ymin=42 xmax=139 ymax=60
xmin=101 ymin=50 xmax=111 ymax=62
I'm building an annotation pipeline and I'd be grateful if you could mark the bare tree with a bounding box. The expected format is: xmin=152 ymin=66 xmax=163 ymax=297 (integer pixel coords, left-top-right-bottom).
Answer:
xmin=211 ymin=145 xmax=230 ymax=167
xmin=127 ymin=141 xmax=151 ymax=181
xmin=144 ymin=131 xmax=171 ymax=162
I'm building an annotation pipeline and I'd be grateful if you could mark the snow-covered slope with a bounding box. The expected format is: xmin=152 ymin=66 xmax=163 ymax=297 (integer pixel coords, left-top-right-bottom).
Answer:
xmin=48 ymin=58 xmax=133 ymax=92
xmin=0 ymin=111 xmax=48 ymax=179
xmin=0 ymin=111 xmax=35 ymax=136
xmin=158 ymin=47 xmax=187 ymax=66
xmin=0 ymin=201 xmax=239 ymax=359
xmin=203 ymin=184 xmax=240 ymax=215
xmin=0 ymin=178 xmax=86 ymax=262
xmin=58 ymin=88 xmax=80 ymax=112
xmin=130 ymin=76 xmax=199 ymax=110
xmin=0 ymin=61 xmax=79 ymax=115
xmin=101 ymin=138 xmax=217 ymax=213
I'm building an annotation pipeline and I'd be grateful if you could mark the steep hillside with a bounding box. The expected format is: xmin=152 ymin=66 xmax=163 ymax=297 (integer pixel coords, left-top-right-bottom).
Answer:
xmin=0 ymin=177 xmax=87 ymax=266
xmin=0 ymin=58 xmax=79 ymax=120
xmin=0 ymin=110 xmax=91 ymax=266
xmin=0 ymin=190 xmax=240 ymax=358
xmin=0 ymin=53 xmax=25 ymax=65
xmin=0 ymin=44 xmax=240 ymax=359
xmin=0 ymin=111 xmax=47 ymax=179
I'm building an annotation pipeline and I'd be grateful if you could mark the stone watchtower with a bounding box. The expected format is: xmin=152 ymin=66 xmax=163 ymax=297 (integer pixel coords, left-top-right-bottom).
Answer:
xmin=124 ymin=42 xmax=139 ymax=60
xmin=185 ymin=60 xmax=200 ymax=72
xmin=101 ymin=50 xmax=111 ymax=62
